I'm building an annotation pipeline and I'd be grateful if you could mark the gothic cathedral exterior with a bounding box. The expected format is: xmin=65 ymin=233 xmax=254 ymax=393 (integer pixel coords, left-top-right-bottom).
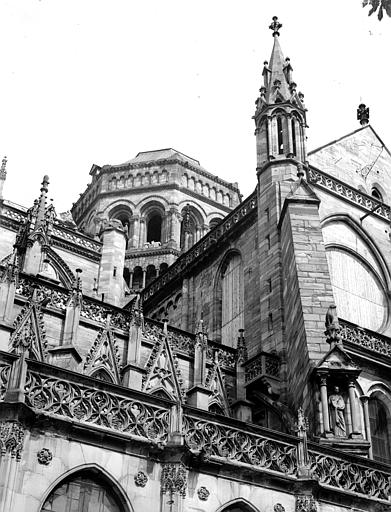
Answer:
xmin=0 ymin=16 xmax=391 ymax=512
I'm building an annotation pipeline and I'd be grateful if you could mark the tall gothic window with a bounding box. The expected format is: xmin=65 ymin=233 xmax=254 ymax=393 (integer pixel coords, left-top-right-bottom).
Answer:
xmin=220 ymin=252 xmax=244 ymax=347
xmin=369 ymin=398 xmax=391 ymax=464
xmin=41 ymin=473 xmax=125 ymax=512
xmin=277 ymin=117 xmax=284 ymax=154
xmin=291 ymin=118 xmax=296 ymax=156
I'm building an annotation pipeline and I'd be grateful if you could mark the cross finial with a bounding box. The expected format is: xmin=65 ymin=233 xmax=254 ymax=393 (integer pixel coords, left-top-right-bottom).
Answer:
xmin=357 ymin=103 xmax=369 ymax=126
xmin=269 ymin=16 xmax=282 ymax=37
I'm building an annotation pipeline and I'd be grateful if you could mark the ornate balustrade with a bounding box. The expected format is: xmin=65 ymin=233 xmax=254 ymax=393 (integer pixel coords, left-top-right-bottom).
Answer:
xmin=339 ymin=318 xmax=391 ymax=360
xmin=142 ymin=191 xmax=257 ymax=301
xmin=307 ymin=166 xmax=391 ymax=221
xmin=245 ymin=352 xmax=280 ymax=384
xmin=0 ymin=352 xmax=391 ymax=502
xmin=183 ymin=413 xmax=298 ymax=475
xmin=308 ymin=445 xmax=391 ymax=501
xmin=23 ymin=363 xmax=170 ymax=444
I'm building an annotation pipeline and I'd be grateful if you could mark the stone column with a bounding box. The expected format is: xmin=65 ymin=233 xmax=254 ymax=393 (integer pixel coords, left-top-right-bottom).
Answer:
xmin=168 ymin=209 xmax=181 ymax=248
xmin=267 ymin=116 xmax=273 ymax=159
xmin=129 ymin=271 xmax=134 ymax=289
xmin=130 ymin=216 xmax=139 ymax=248
xmin=360 ymin=395 xmax=373 ymax=458
xmin=139 ymin=219 xmax=146 ymax=247
xmin=319 ymin=375 xmax=331 ymax=434
xmin=348 ymin=380 xmax=362 ymax=437
xmin=142 ymin=269 xmax=147 ymax=288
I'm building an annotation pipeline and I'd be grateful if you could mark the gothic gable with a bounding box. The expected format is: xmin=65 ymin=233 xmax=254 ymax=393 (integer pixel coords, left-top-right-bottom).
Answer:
xmin=205 ymin=361 xmax=231 ymax=416
xmin=83 ymin=328 xmax=121 ymax=384
xmin=10 ymin=302 xmax=48 ymax=362
xmin=142 ymin=335 xmax=186 ymax=402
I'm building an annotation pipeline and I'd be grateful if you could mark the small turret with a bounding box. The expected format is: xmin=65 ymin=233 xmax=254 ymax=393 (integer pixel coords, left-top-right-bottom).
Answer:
xmin=254 ymin=16 xmax=308 ymax=167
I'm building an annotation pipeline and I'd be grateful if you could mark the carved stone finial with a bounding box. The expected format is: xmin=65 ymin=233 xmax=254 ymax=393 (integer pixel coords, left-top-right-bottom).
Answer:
xmin=0 ymin=156 xmax=7 ymax=178
xmin=325 ymin=304 xmax=342 ymax=347
xmin=269 ymin=16 xmax=282 ymax=36
xmin=357 ymin=103 xmax=369 ymax=126
xmin=295 ymin=407 xmax=309 ymax=433
xmin=237 ymin=329 xmax=248 ymax=363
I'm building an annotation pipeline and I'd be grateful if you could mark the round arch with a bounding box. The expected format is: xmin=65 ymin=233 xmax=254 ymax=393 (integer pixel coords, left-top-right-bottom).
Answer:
xmin=39 ymin=463 xmax=133 ymax=512
xmin=215 ymin=498 xmax=260 ymax=512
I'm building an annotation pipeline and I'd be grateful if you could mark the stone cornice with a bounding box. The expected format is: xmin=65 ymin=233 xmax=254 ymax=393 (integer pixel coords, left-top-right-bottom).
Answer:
xmin=125 ymin=247 xmax=181 ymax=259
xmin=307 ymin=165 xmax=391 ymax=223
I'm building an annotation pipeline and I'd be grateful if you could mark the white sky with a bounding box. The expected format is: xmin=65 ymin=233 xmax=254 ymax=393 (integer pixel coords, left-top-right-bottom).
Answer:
xmin=0 ymin=0 xmax=390 ymax=212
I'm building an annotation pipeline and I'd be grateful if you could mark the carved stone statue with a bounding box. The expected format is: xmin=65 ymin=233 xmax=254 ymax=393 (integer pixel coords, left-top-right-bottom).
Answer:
xmin=328 ymin=386 xmax=346 ymax=437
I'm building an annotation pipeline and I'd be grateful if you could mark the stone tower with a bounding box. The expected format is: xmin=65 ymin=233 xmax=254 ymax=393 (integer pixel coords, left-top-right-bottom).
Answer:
xmin=254 ymin=17 xmax=335 ymax=411
xmin=71 ymin=149 xmax=241 ymax=291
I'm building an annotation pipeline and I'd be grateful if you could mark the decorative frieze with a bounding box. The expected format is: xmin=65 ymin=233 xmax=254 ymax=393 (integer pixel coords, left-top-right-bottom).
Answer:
xmin=0 ymin=421 xmax=25 ymax=460
xmin=37 ymin=448 xmax=53 ymax=466
xmin=161 ymin=463 xmax=187 ymax=497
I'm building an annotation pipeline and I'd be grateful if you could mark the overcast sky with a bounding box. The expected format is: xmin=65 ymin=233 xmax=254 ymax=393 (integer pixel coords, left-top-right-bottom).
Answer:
xmin=0 ymin=0 xmax=390 ymax=212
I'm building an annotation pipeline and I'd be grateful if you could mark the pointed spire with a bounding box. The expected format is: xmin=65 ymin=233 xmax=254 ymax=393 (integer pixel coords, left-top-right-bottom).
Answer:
xmin=0 ymin=156 xmax=7 ymax=200
xmin=266 ymin=18 xmax=291 ymax=103
xmin=36 ymin=175 xmax=49 ymax=224
xmin=0 ymin=156 xmax=7 ymax=179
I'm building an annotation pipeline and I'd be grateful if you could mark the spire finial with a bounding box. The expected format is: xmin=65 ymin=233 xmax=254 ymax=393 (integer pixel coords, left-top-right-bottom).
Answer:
xmin=269 ymin=16 xmax=282 ymax=37
xmin=36 ymin=175 xmax=49 ymax=224
xmin=357 ymin=103 xmax=369 ymax=126
xmin=0 ymin=156 xmax=7 ymax=178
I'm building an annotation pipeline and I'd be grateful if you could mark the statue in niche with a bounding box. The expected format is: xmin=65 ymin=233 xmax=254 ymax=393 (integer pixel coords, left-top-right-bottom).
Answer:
xmin=328 ymin=386 xmax=346 ymax=437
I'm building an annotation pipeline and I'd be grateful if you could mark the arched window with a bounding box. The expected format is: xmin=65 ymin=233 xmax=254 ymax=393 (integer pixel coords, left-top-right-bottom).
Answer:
xmin=146 ymin=264 xmax=157 ymax=286
xmin=209 ymin=217 xmax=222 ymax=230
xmin=369 ymin=398 xmax=391 ymax=464
xmin=159 ymin=262 xmax=168 ymax=274
xmin=372 ymin=187 xmax=383 ymax=202
xmin=277 ymin=117 xmax=284 ymax=154
xmin=291 ymin=118 xmax=297 ymax=156
xmin=41 ymin=472 xmax=126 ymax=512
xmin=214 ymin=252 xmax=244 ymax=346
xmin=147 ymin=214 xmax=162 ymax=243
xmin=132 ymin=266 xmax=143 ymax=289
